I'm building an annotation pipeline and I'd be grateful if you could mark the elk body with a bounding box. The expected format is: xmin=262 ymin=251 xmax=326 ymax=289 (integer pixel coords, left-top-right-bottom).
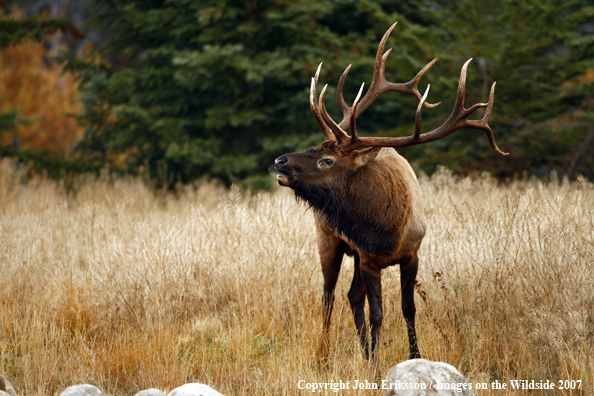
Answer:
xmin=275 ymin=23 xmax=506 ymax=362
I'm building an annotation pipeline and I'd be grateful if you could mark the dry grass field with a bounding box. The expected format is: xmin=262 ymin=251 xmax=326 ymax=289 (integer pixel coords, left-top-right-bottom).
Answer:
xmin=1 ymin=157 xmax=593 ymax=395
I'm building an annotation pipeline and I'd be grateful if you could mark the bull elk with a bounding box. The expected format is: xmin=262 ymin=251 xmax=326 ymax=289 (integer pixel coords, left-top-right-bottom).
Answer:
xmin=274 ymin=23 xmax=507 ymax=362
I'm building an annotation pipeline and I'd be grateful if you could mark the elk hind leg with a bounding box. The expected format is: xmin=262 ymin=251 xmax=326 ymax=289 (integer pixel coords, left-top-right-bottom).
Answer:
xmin=358 ymin=263 xmax=383 ymax=358
xmin=347 ymin=254 xmax=370 ymax=359
xmin=401 ymin=255 xmax=420 ymax=359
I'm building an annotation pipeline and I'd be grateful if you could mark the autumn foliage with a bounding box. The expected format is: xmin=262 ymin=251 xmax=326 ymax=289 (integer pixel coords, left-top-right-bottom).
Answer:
xmin=0 ymin=37 xmax=82 ymax=154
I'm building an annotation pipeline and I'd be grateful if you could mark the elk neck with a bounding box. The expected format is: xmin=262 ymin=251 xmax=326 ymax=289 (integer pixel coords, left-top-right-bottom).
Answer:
xmin=294 ymin=156 xmax=411 ymax=255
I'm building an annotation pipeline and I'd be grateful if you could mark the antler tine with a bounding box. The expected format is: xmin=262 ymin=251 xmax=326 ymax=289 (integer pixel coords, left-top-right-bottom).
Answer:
xmin=406 ymin=58 xmax=441 ymax=109
xmin=334 ymin=22 xmax=440 ymax=131
xmin=452 ymin=58 xmax=472 ymax=115
xmin=466 ymin=81 xmax=508 ymax=155
xmin=319 ymin=84 xmax=350 ymax=143
xmin=451 ymin=60 xmax=507 ymax=155
xmin=310 ymin=63 xmax=336 ymax=142
xmin=368 ymin=22 xmax=397 ymax=94
xmin=336 ymin=64 xmax=352 ymax=125
xmin=349 ymin=83 xmax=366 ymax=143
xmin=413 ymin=84 xmax=431 ymax=142
xmin=339 ymin=59 xmax=507 ymax=155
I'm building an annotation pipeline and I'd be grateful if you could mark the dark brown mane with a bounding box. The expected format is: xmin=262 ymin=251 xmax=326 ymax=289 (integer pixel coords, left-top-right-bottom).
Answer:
xmin=294 ymin=161 xmax=409 ymax=254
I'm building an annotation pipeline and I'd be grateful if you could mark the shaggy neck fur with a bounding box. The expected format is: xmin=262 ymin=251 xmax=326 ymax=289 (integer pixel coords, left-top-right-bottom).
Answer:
xmin=294 ymin=164 xmax=409 ymax=255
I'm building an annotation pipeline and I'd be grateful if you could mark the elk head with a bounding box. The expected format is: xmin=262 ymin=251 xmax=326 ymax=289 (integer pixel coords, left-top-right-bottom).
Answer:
xmin=275 ymin=22 xmax=507 ymax=196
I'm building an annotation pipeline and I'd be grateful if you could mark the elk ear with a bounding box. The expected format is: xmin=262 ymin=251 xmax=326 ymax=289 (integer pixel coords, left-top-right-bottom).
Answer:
xmin=354 ymin=147 xmax=382 ymax=168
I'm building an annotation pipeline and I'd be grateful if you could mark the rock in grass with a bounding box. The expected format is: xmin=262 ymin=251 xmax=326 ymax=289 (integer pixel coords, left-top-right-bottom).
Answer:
xmin=384 ymin=359 xmax=474 ymax=396
xmin=133 ymin=389 xmax=166 ymax=396
xmin=167 ymin=383 xmax=225 ymax=396
xmin=59 ymin=384 xmax=111 ymax=396
xmin=0 ymin=375 xmax=17 ymax=396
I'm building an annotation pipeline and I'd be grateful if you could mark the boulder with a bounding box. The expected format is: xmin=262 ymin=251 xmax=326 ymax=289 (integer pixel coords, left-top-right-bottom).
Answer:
xmin=133 ymin=389 xmax=166 ymax=396
xmin=167 ymin=383 xmax=225 ymax=396
xmin=384 ymin=359 xmax=474 ymax=396
xmin=59 ymin=384 xmax=111 ymax=396
xmin=0 ymin=375 xmax=17 ymax=396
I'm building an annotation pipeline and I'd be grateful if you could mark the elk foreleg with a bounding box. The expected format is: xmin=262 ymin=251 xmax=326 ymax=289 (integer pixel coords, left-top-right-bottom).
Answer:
xmin=348 ymin=254 xmax=370 ymax=359
xmin=317 ymin=234 xmax=346 ymax=362
xmin=401 ymin=256 xmax=420 ymax=359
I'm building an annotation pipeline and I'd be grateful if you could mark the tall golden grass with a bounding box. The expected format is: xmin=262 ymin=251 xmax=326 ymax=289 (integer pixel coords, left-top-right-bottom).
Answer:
xmin=0 ymin=158 xmax=592 ymax=395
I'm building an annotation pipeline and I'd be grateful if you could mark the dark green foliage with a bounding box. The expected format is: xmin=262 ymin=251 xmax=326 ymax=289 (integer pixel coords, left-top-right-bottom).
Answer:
xmin=0 ymin=109 xmax=19 ymax=137
xmin=402 ymin=0 xmax=594 ymax=178
xmin=0 ymin=144 xmax=99 ymax=180
xmin=0 ymin=109 xmax=35 ymax=141
xmin=0 ymin=111 xmax=98 ymax=181
xmin=66 ymin=0 xmax=594 ymax=186
xmin=0 ymin=17 xmax=83 ymax=47
xmin=71 ymin=0 xmax=447 ymax=188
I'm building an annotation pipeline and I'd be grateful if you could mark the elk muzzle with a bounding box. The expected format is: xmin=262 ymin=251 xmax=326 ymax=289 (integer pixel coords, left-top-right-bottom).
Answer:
xmin=275 ymin=154 xmax=295 ymax=187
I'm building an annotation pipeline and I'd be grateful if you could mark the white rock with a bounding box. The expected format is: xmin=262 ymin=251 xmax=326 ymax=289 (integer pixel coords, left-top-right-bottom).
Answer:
xmin=133 ymin=389 xmax=166 ymax=396
xmin=167 ymin=383 xmax=225 ymax=396
xmin=0 ymin=376 xmax=17 ymax=396
xmin=384 ymin=359 xmax=474 ymax=396
xmin=59 ymin=384 xmax=110 ymax=396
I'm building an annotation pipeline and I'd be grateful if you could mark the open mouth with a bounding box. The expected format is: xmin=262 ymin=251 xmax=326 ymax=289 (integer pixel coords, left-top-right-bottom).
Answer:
xmin=277 ymin=172 xmax=294 ymax=180
xmin=276 ymin=170 xmax=295 ymax=186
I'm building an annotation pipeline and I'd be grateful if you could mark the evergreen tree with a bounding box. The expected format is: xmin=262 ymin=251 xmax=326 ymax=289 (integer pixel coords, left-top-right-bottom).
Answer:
xmin=71 ymin=0 xmax=594 ymax=186
xmin=0 ymin=9 xmax=82 ymax=47
xmin=403 ymin=0 xmax=594 ymax=178
xmin=71 ymin=0 xmax=443 ymax=188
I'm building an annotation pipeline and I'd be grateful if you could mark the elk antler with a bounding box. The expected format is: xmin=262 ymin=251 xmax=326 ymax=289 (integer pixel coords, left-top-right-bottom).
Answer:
xmin=312 ymin=22 xmax=508 ymax=155
xmin=310 ymin=63 xmax=336 ymax=142
xmin=335 ymin=22 xmax=440 ymax=132
xmin=339 ymin=59 xmax=507 ymax=154
xmin=311 ymin=22 xmax=438 ymax=145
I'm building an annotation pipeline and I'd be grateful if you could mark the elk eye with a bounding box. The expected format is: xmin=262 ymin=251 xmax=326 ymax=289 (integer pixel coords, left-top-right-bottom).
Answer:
xmin=323 ymin=158 xmax=333 ymax=166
